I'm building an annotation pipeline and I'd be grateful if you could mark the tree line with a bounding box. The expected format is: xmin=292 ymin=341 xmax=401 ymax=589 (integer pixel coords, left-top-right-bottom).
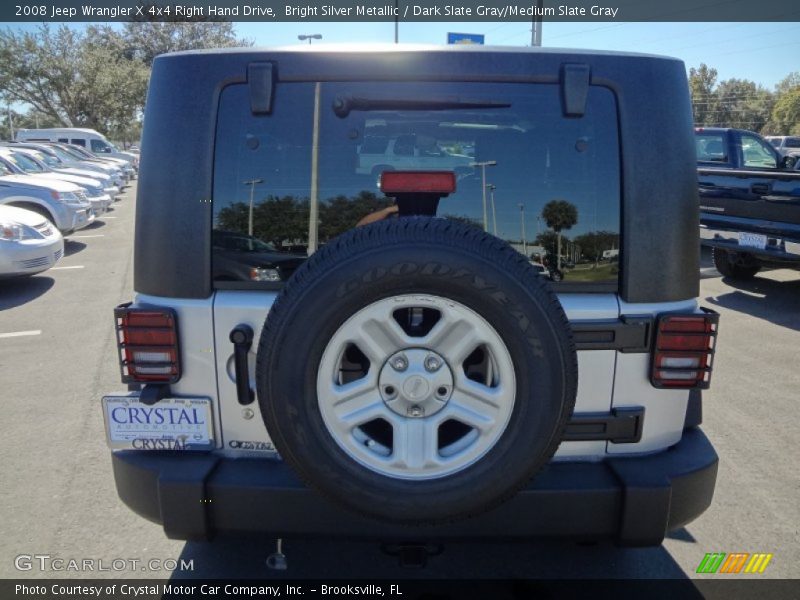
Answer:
xmin=218 ymin=192 xmax=618 ymax=268
xmin=218 ymin=191 xmax=396 ymax=248
xmin=0 ymin=23 xmax=249 ymax=143
xmin=689 ymin=64 xmax=799 ymax=135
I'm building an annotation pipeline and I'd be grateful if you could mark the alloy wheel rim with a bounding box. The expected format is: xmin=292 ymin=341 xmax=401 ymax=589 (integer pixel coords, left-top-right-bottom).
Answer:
xmin=317 ymin=294 xmax=516 ymax=480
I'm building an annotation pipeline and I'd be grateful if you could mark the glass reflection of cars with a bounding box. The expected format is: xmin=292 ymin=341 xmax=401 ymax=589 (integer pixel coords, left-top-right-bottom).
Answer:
xmin=212 ymin=230 xmax=307 ymax=283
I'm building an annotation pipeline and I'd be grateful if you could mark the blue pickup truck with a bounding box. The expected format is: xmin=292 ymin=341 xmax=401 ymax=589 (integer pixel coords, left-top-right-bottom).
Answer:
xmin=696 ymin=127 xmax=800 ymax=279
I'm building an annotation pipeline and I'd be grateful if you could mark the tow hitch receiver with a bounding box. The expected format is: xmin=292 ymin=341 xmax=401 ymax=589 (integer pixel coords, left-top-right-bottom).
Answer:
xmin=381 ymin=543 xmax=444 ymax=568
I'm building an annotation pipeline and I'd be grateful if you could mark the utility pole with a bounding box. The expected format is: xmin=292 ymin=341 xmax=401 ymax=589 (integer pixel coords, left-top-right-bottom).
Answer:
xmin=394 ymin=0 xmax=399 ymax=43
xmin=531 ymin=0 xmax=544 ymax=46
xmin=486 ymin=184 xmax=497 ymax=235
xmin=470 ymin=160 xmax=497 ymax=232
xmin=243 ymin=179 xmax=264 ymax=238
xmin=308 ymin=82 xmax=321 ymax=255
xmin=519 ymin=203 xmax=527 ymax=256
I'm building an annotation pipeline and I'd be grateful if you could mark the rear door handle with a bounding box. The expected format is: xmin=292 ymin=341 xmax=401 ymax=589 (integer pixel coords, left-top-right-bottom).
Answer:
xmin=229 ymin=324 xmax=255 ymax=405
xmin=750 ymin=183 xmax=771 ymax=195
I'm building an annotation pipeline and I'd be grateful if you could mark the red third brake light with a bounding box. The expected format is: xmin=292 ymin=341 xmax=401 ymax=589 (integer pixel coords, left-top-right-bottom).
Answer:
xmin=115 ymin=304 xmax=180 ymax=384
xmin=651 ymin=310 xmax=719 ymax=389
xmin=380 ymin=171 xmax=456 ymax=195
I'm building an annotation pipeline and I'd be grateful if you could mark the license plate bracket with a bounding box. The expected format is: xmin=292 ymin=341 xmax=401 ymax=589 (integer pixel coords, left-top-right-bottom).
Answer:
xmin=102 ymin=394 xmax=214 ymax=450
xmin=738 ymin=232 xmax=767 ymax=250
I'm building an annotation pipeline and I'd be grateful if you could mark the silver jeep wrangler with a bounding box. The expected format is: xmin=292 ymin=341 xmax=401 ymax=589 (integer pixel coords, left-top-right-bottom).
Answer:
xmin=104 ymin=46 xmax=718 ymax=546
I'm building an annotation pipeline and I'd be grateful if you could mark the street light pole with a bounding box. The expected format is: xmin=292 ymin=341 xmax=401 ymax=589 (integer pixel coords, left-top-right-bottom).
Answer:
xmin=308 ymin=82 xmax=321 ymax=255
xmin=243 ymin=178 xmax=264 ymax=237
xmin=298 ymin=34 xmax=322 ymax=44
xmin=486 ymin=184 xmax=497 ymax=235
xmin=470 ymin=160 xmax=497 ymax=232
xmin=531 ymin=0 xmax=544 ymax=46
xmin=519 ymin=203 xmax=527 ymax=256
xmin=394 ymin=0 xmax=399 ymax=43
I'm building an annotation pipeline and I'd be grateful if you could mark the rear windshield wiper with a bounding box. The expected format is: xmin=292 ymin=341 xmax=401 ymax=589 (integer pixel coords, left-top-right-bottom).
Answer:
xmin=332 ymin=95 xmax=511 ymax=118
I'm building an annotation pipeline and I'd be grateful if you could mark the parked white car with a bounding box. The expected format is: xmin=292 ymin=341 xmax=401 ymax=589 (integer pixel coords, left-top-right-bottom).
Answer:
xmin=0 ymin=160 xmax=94 ymax=235
xmin=42 ymin=143 xmax=129 ymax=184
xmin=52 ymin=143 xmax=136 ymax=181
xmin=0 ymin=148 xmax=112 ymax=215
xmin=0 ymin=205 xmax=64 ymax=278
xmin=356 ymin=134 xmax=474 ymax=176
xmin=15 ymin=127 xmax=139 ymax=169
xmin=9 ymin=143 xmax=127 ymax=189
xmin=5 ymin=147 xmax=120 ymax=201
xmin=8 ymin=146 xmax=122 ymax=198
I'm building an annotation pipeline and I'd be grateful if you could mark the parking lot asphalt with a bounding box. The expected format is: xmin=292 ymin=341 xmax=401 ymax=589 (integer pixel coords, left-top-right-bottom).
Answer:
xmin=0 ymin=183 xmax=797 ymax=582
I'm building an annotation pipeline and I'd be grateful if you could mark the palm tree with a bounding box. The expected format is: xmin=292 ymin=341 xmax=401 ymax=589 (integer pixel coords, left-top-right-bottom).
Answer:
xmin=541 ymin=199 xmax=579 ymax=271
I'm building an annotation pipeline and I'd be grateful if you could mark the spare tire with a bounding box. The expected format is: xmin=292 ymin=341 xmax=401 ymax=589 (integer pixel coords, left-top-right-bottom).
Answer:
xmin=256 ymin=218 xmax=577 ymax=524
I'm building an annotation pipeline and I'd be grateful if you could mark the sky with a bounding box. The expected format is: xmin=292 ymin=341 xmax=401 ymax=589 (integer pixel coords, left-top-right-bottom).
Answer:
xmin=2 ymin=20 xmax=798 ymax=90
xmin=234 ymin=21 xmax=800 ymax=89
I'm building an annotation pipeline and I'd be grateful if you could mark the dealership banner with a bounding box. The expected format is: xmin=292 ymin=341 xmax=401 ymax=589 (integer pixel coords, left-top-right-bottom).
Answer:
xmin=4 ymin=579 xmax=799 ymax=599
xmin=2 ymin=0 xmax=798 ymax=22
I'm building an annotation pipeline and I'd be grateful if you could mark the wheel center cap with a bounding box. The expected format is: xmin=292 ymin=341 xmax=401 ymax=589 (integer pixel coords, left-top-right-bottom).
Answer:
xmin=380 ymin=348 xmax=453 ymax=418
xmin=403 ymin=376 xmax=430 ymax=400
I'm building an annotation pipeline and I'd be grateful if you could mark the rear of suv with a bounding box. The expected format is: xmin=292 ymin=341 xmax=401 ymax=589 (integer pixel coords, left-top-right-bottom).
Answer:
xmin=104 ymin=46 xmax=719 ymax=546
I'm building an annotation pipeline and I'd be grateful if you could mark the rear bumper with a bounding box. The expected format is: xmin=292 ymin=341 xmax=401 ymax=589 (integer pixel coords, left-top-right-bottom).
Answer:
xmin=111 ymin=428 xmax=717 ymax=547
xmin=700 ymin=217 xmax=800 ymax=263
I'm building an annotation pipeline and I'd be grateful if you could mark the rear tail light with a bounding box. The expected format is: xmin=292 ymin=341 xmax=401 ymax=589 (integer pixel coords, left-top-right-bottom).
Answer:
xmin=651 ymin=309 xmax=719 ymax=389
xmin=380 ymin=171 xmax=456 ymax=195
xmin=114 ymin=304 xmax=180 ymax=383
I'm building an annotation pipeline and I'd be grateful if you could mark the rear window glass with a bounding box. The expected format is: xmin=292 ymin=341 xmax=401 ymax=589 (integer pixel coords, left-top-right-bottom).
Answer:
xmin=213 ymin=81 xmax=621 ymax=289
xmin=785 ymin=137 xmax=800 ymax=148
xmin=695 ymin=134 xmax=728 ymax=162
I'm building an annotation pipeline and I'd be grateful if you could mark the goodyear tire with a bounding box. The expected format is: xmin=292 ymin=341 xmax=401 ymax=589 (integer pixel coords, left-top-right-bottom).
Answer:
xmin=256 ymin=218 xmax=577 ymax=524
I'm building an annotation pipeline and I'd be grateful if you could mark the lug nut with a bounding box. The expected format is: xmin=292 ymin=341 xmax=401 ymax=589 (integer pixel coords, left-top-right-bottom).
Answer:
xmin=390 ymin=355 xmax=408 ymax=372
xmin=408 ymin=405 xmax=424 ymax=418
xmin=424 ymin=355 xmax=442 ymax=372
xmin=242 ymin=408 xmax=254 ymax=420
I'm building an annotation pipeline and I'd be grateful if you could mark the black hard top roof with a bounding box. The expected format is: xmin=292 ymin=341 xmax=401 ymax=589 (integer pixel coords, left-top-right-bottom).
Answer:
xmin=163 ymin=43 xmax=678 ymax=61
